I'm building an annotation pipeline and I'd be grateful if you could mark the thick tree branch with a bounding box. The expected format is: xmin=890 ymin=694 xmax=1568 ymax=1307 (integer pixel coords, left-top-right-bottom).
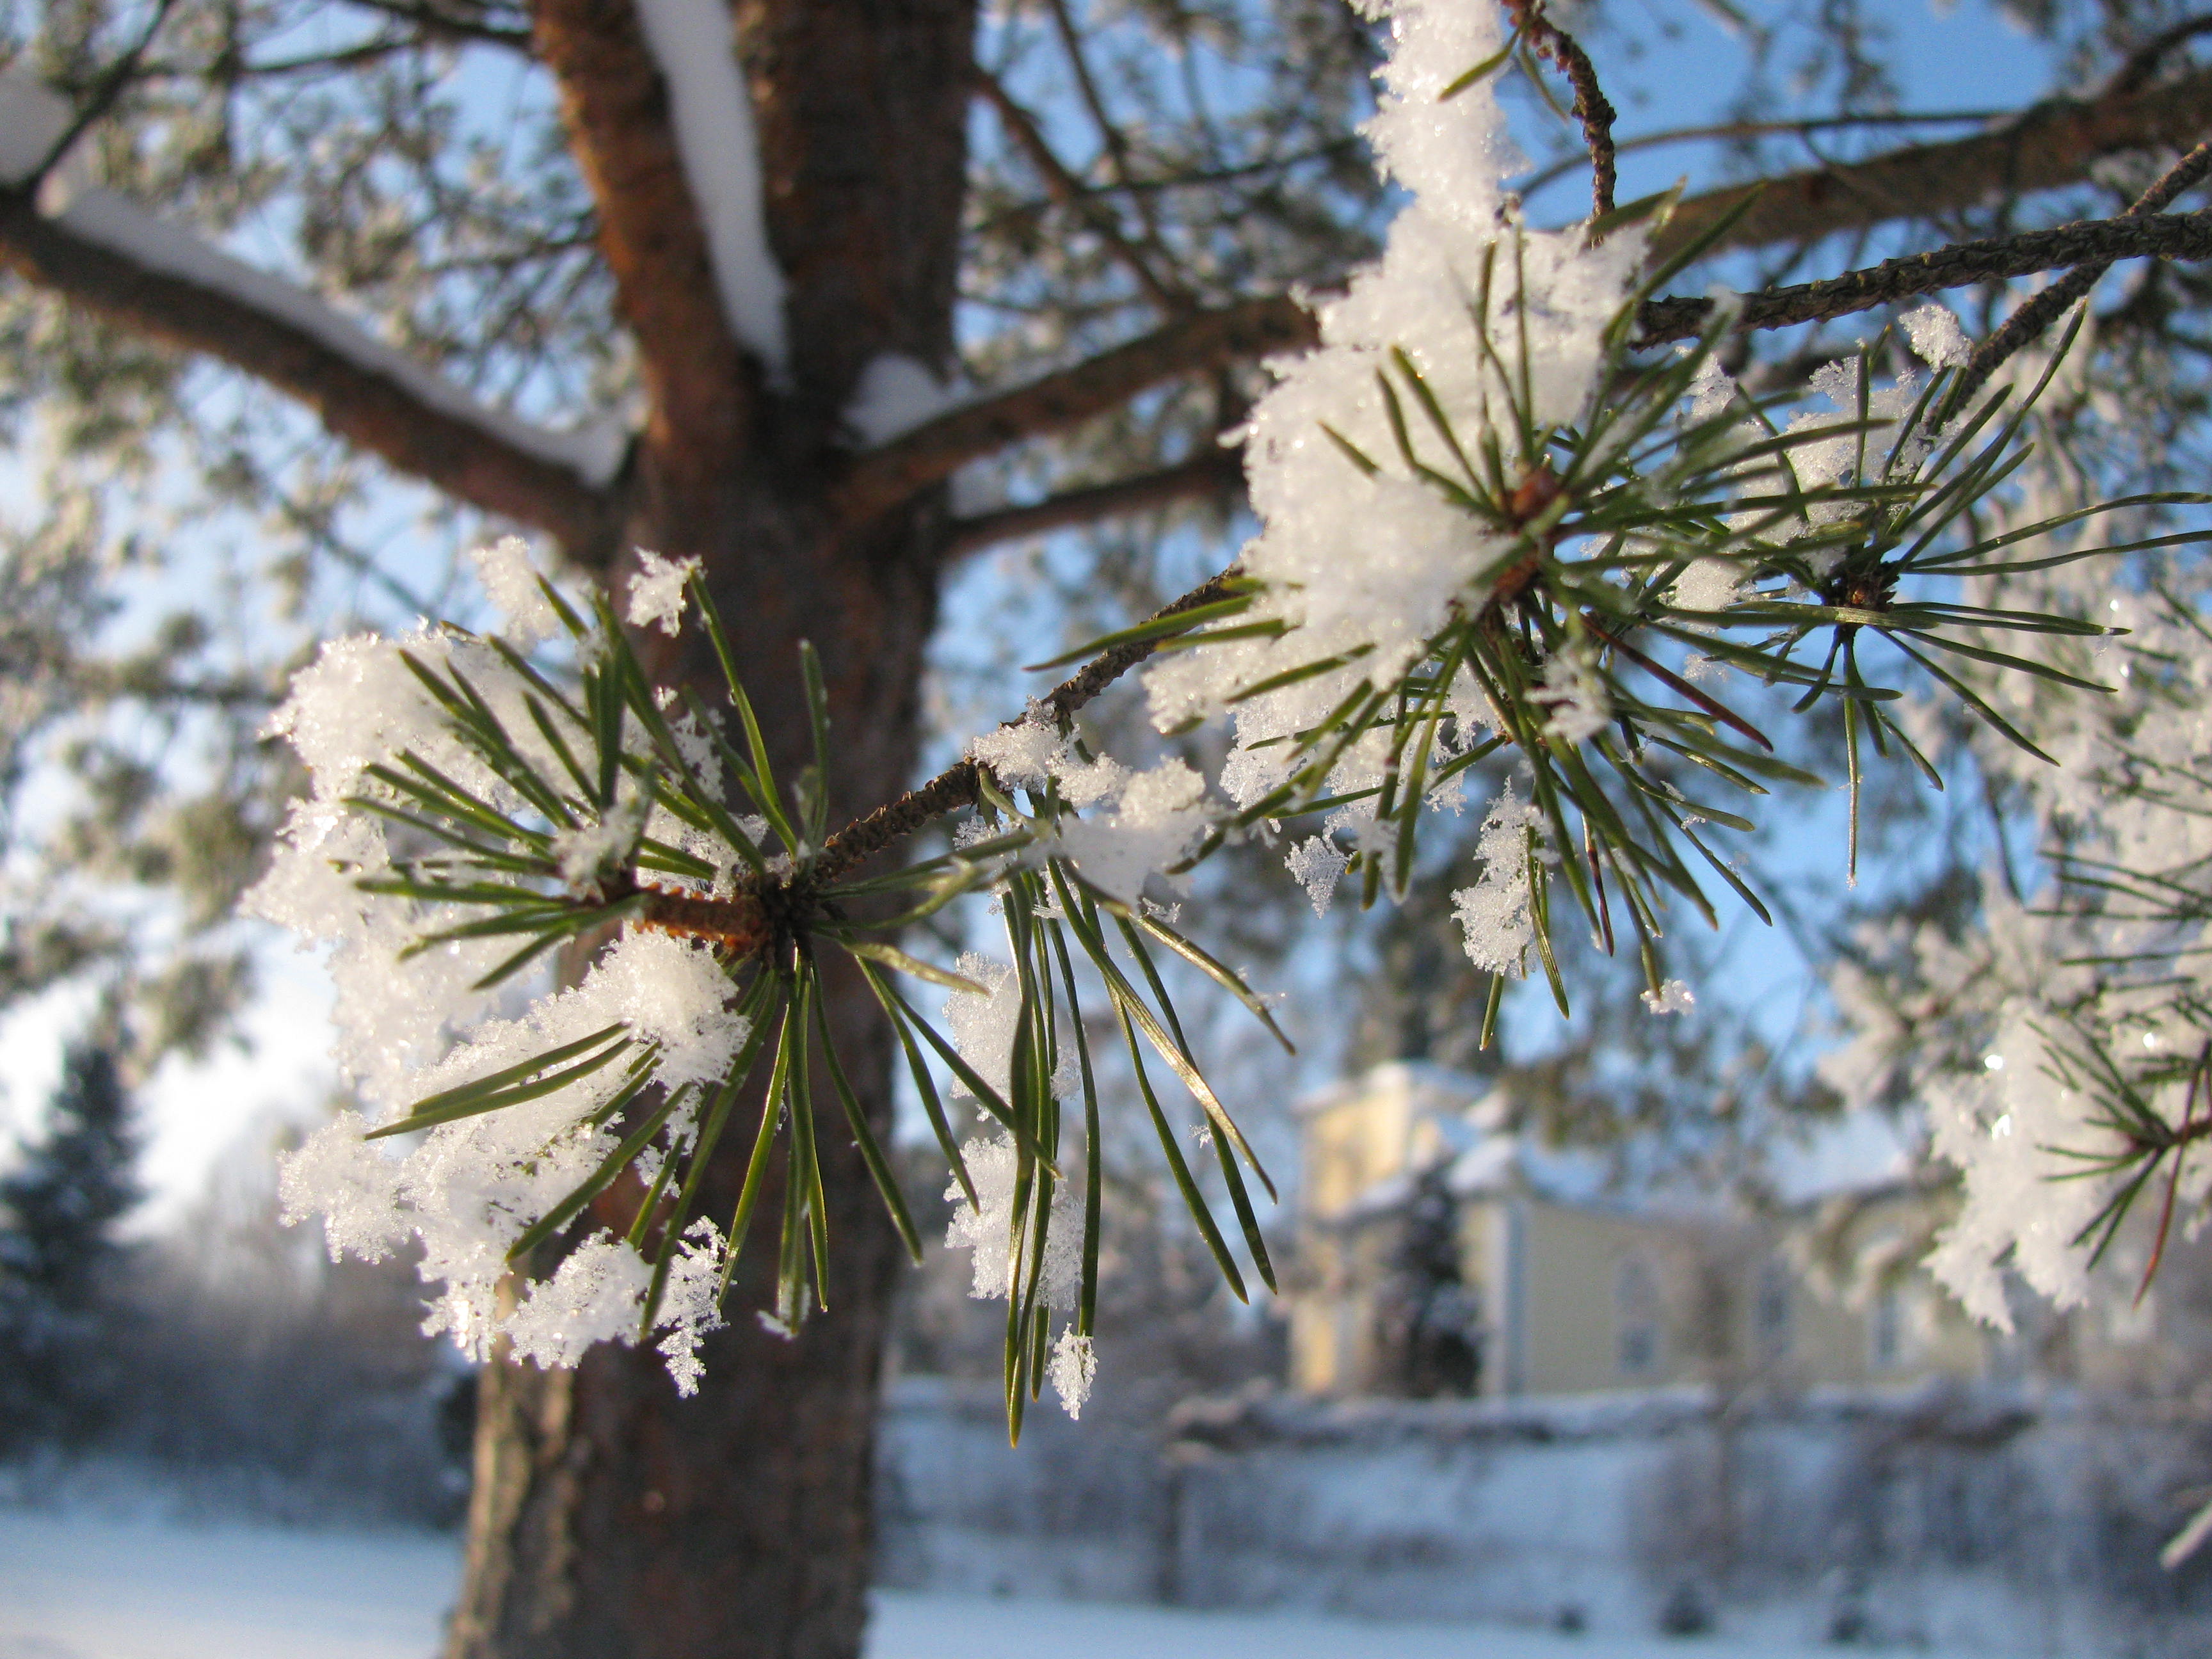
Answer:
xmin=836 ymin=296 xmax=1312 ymax=524
xmin=1654 ymin=62 xmax=2212 ymax=260
xmin=1635 ymin=205 xmax=2212 ymax=345
xmin=529 ymin=0 xmax=753 ymax=480
xmin=945 ymin=449 xmax=1244 ymax=559
xmin=0 ymin=188 xmax=619 ymax=552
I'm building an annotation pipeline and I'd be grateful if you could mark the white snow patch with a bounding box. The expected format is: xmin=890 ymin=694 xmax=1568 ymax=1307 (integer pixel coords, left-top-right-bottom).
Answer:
xmin=634 ymin=0 xmax=789 ymax=372
xmin=847 ymin=353 xmax=965 ymax=447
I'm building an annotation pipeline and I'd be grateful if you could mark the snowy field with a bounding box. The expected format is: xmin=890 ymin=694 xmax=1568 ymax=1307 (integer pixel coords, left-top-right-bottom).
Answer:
xmin=0 ymin=1505 xmax=2002 ymax=1659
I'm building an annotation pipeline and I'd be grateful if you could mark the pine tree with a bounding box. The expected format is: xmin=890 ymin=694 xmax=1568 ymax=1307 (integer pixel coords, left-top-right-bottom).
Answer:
xmin=0 ymin=1040 xmax=141 ymax=1449
xmin=7 ymin=1 xmax=2212 ymax=1652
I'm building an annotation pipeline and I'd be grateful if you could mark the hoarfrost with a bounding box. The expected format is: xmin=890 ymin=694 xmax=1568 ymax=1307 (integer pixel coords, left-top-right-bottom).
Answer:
xmin=1285 ymin=835 xmax=1350 ymax=916
xmin=1903 ymin=301 xmax=1972 ymax=369
xmin=1048 ymin=1328 xmax=1098 ymax=1420
xmin=1452 ymin=783 xmax=1539 ymax=975
xmin=627 ymin=549 xmax=700 ymax=635
xmin=469 ymin=536 xmax=560 ymax=646
xmin=943 ymin=1134 xmax=1082 ymax=1309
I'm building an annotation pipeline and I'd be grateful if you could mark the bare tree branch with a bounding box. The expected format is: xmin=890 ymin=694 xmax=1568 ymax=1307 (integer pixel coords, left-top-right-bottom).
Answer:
xmin=1655 ymin=62 xmax=2212 ymax=259
xmin=1636 ymin=204 xmax=2212 ymax=345
xmin=1043 ymin=0 xmax=1186 ymax=295
xmin=1948 ymin=141 xmax=2212 ymax=408
xmin=835 ymin=296 xmax=1312 ymax=524
xmin=1507 ymin=0 xmax=1618 ymax=220
xmin=0 ymin=189 xmax=620 ymax=552
xmin=529 ymin=0 xmax=753 ymax=483
xmin=945 ymin=448 xmax=1244 ymax=559
xmin=350 ymin=0 xmax=536 ymax=50
xmin=972 ymin=67 xmax=1187 ymax=313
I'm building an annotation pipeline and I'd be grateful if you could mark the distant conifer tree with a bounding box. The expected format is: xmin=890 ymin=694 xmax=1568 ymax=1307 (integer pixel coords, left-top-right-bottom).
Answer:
xmin=0 ymin=1038 xmax=141 ymax=1449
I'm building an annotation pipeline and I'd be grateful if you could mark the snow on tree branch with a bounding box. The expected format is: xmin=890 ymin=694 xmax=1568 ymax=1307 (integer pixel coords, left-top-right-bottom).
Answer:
xmin=632 ymin=0 xmax=789 ymax=374
xmin=0 ymin=72 xmax=624 ymax=549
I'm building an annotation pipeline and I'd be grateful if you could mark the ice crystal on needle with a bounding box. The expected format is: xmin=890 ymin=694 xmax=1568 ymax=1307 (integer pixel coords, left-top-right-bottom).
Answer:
xmin=1452 ymin=783 xmax=1540 ymax=975
xmin=627 ymin=549 xmax=701 ymax=634
xmin=470 ymin=535 xmax=560 ymax=646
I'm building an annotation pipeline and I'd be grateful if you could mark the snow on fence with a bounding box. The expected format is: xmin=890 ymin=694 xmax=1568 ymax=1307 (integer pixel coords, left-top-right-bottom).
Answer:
xmin=875 ymin=1377 xmax=2212 ymax=1656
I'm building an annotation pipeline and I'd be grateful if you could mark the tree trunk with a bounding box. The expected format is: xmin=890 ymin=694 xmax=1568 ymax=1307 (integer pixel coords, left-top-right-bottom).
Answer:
xmin=445 ymin=5 xmax=976 ymax=1655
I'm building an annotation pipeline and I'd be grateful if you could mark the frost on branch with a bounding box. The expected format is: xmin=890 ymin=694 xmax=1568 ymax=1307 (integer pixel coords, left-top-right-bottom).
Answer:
xmin=470 ymin=535 xmax=560 ymax=646
xmin=247 ymin=570 xmax=762 ymax=1392
xmin=1452 ymin=784 xmax=1540 ymax=975
xmin=942 ymin=954 xmax=1078 ymax=1110
xmin=1922 ymin=1014 xmax=2119 ymax=1329
xmin=628 ymin=550 xmax=701 ymax=635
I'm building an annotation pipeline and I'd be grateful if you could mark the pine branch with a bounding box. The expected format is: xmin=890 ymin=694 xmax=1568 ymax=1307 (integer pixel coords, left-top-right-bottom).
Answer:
xmin=810 ymin=568 xmax=1247 ymax=883
xmin=0 ymin=189 xmax=620 ymax=554
xmin=944 ymin=449 xmax=1244 ymax=559
xmin=835 ymin=297 xmax=1312 ymax=524
xmin=1654 ymin=61 xmax=2212 ymax=259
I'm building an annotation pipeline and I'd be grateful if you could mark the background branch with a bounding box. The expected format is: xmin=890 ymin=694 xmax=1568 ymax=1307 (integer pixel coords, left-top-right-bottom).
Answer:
xmin=1654 ymin=62 xmax=2212 ymax=259
xmin=836 ymin=297 xmax=1311 ymax=523
xmin=1946 ymin=141 xmax=2212 ymax=409
xmin=0 ymin=189 xmax=620 ymax=552
xmin=1636 ymin=205 xmax=2212 ymax=345
xmin=944 ymin=449 xmax=1244 ymax=559
xmin=972 ymin=68 xmax=1187 ymax=313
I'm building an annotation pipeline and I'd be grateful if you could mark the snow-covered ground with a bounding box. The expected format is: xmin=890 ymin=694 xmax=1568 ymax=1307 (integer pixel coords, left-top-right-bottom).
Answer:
xmin=0 ymin=1504 xmax=2000 ymax=1659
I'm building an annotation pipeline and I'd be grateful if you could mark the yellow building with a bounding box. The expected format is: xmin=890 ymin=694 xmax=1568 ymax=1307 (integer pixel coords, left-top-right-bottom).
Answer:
xmin=1288 ymin=1063 xmax=1991 ymax=1400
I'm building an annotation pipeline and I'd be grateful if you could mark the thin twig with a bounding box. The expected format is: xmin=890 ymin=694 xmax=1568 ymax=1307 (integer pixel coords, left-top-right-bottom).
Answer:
xmin=31 ymin=0 xmax=183 ymax=186
xmin=1043 ymin=0 xmax=1187 ymax=296
xmin=2108 ymin=14 xmax=2212 ymax=98
xmin=810 ymin=568 xmax=1246 ymax=883
xmin=945 ymin=449 xmax=1244 ymax=559
xmin=972 ymin=67 xmax=1187 ymax=314
xmin=1944 ymin=141 xmax=2212 ymax=413
xmin=1505 ymin=0 xmax=1618 ymax=219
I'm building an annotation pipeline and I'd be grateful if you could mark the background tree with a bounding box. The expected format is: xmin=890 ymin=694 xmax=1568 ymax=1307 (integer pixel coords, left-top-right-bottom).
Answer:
xmin=10 ymin=1 xmax=2212 ymax=1657
xmin=0 ymin=1034 xmax=139 ymax=1450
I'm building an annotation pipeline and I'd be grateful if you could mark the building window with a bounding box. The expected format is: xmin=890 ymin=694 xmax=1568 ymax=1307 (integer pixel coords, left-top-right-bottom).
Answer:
xmin=1870 ymin=1285 xmax=1904 ymax=1370
xmin=1755 ymin=1259 xmax=1792 ymax=1362
xmin=1616 ymin=1256 xmax=1660 ymax=1377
